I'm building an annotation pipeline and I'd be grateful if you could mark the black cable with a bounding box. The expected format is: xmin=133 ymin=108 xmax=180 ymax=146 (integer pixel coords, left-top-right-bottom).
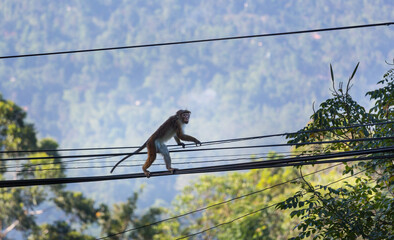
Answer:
xmin=1 ymin=120 xmax=391 ymax=154
xmin=4 ymin=151 xmax=307 ymax=171
xmin=5 ymin=151 xmax=328 ymax=173
xmin=0 ymin=150 xmax=365 ymax=173
xmin=96 ymin=163 xmax=343 ymax=240
xmin=3 ymin=156 xmax=258 ymax=172
xmin=176 ymin=202 xmax=279 ymax=240
xmin=1 ymin=22 xmax=392 ymax=60
xmin=0 ymin=146 xmax=141 ymax=154
xmin=4 ymin=152 xmax=271 ymax=166
xmin=4 ymin=154 xmax=304 ymax=173
xmin=3 ymin=150 xmax=338 ymax=171
xmin=176 ymin=168 xmax=368 ymax=239
xmin=4 ymin=148 xmax=393 ymax=175
xmin=196 ymin=121 xmax=394 ymax=147
xmin=1 ymin=147 xmax=392 ymax=188
xmin=2 ymin=155 xmax=118 ymax=170
xmin=1 ymin=136 xmax=392 ymax=162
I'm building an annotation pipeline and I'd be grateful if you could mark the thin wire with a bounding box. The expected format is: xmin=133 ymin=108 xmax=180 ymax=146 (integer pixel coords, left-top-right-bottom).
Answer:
xmin=5 ymin=150 xmax=333 ymax=170
xmin=1 ymin=120 xmax=391 ymax=154
xmin=6 ymin=151 xmax=339 ymax=173
xmin=3 ymin=150 xmax=350 ymax=173
xmin=1 ymin=22 xmax=392 ymax=59
xmin=4 ymin=149 xmax=341 ymax=172
xmin=176 ymin=168 xmax=368 ymax=239
xmin=3 ymin=155 xmax=119 ymax=170
xmin=4 ymin=154 xmax=300 ymax=173
xmin=3 ymin=152 xmax=302 ymax=171
xmin=6 ymin=152 xmax=269 ymax=166
xmin=1 ymin=147 xmax=392 ymax=188
xmin=95 ymin=163 xmax=343 ymax=240
xmin=4 ymin=148 xmax=392 ymax=176
xmin=1 ymin=136 xmax=392 ymax=162
xmin=196 ymin=121 xmax=394 ymax=147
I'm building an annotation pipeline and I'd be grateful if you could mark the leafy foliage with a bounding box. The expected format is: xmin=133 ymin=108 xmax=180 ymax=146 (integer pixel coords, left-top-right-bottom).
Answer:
xmin=29 ymin=221 xmax=95 ymax=240
xmin=278 ymin=64 xmax=393 ymax=239
xmin=152 ymin=65 xmax=393 ymax=239
xmin=0 ymin=95 xmax=163 ymax=239
xmin=98 ymin=192 xmax=163 ymax=240
xmin=1 ymin=0 xmax=392 ymax=208
xmin=1 ymin=1 xmax=393 ymax=238
xmin=153 ymin=152 xmax=304 ymax=239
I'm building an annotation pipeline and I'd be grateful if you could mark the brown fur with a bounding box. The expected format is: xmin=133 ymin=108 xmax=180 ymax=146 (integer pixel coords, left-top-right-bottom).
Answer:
xmin=110 ymin=110 xmax=201 ymax=177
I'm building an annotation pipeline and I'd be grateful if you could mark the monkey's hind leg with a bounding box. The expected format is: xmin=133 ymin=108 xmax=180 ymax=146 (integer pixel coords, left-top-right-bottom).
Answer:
xmin=143 ymin=143 xmax=157 ymax=178
xmin=158 ymin=143 xmax=178 ymax=175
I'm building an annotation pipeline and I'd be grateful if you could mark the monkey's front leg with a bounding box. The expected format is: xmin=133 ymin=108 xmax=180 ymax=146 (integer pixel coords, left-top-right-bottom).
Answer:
xmin=174 ymin=136 xmax=185 ymax=148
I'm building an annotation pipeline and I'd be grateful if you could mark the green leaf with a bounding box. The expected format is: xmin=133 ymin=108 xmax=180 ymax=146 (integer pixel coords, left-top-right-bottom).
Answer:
xmin=349 ymin=62 xmax=360 ymax=81
xmin=330 ymin=64 xmax=335 ymax=81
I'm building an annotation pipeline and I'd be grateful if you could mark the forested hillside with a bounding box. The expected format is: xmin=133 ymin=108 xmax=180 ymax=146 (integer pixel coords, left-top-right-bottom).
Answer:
xmin=0 ymin=0 xmax=393 ymax=219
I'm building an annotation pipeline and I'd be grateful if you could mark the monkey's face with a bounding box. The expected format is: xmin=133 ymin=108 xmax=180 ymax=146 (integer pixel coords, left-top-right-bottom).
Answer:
xmin=181 ymin=112 xmax=190 ymax=124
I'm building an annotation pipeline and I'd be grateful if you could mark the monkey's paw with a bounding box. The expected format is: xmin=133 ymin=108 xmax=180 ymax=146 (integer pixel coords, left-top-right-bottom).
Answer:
xmin=195 ymin=140 xmax=202 ymax=146
xmin=168 ymin=168 xmax=179 ymax=174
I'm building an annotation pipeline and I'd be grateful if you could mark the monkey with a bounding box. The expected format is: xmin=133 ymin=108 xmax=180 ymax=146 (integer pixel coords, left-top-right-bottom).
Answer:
xmin=110 ymin=109 xmax=201 ymax=178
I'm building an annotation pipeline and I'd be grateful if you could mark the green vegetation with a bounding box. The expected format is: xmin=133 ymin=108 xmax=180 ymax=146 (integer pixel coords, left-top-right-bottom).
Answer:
xmin=148 ymin=65 xmax=392 ymax=239
xmin=0 ymin=94 xmax=162 ymax=239
xmin=0 ymin=1 xmax=393 ymax=239
xmin=3 ymin=65 xmax=391 ymax=239
xmin=277 ymin=65 xmax=393 ymax=239
xmin=1 ymin=0 xmax=392 ymax=207
xmin=1 ymin=1 xmax=392 ymax=149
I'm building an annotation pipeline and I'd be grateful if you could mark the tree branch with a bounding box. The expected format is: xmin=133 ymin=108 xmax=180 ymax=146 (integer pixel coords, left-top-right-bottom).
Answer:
xmin=1 ymin=220 xmax=19 ymax=237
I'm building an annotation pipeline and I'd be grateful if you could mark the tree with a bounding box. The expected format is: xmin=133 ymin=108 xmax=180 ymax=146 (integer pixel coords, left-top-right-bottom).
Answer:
xmin=0 ymin=93 xmax=37 ymax=173
xmin=0 ymin=94 xmax=95 ymax=239
xmin=98 ymin=190 xmax=163 ymax=240
xmin=153 ymin=152 xmax=304 ymax=239
xmin=0 ymin=94 xmax=162 ymax=239
xmin=277 ymin=63 xmax=393 ymax=239
xmin=28 ymin=221 xmax=95 ymax=240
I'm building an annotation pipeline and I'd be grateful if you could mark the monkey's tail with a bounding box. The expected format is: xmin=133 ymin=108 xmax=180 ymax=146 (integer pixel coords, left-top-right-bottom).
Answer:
xmin=110 ymin=142 xmax=146 ymax=173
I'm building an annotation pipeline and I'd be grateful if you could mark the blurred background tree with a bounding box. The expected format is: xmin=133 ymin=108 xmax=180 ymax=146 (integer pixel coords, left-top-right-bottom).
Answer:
xmin=0 ymin=95 xmax=162 ymax=239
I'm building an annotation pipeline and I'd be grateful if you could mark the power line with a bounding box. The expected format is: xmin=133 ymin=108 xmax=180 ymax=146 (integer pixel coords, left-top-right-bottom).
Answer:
xmin=2 ymin=154 xmax=267 ymax=171
xmin=5 ymin=150 xmax=331 ymax=171
xmin=5 ymin=151 xmax=326 ymax=172
xmin=3 ymin=153 xmax=313 ymax=173
xmin=96 ymin=163 xmax=343 ymax=240
xmin=196 ymin=121 xmax=394 ymax=147
xmin=3 ymin=150 xmax=342 ymax=171
xmin=1 ymin=120 xmax=391 ymax=154
xmin=1 ymin=147 xmax=392 ymax=188
xmin=1 ymin=136 xmax=392 ymax=162
xmin=0 ymin=22 xmax=391 ymax=59
xmin=176 ymin=168 xmax=368 ymax=239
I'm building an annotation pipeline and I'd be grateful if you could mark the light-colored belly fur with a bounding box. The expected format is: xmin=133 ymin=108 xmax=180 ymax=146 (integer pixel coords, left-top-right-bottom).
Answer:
xmin=158 ymin=129 xmax=176 ymax=143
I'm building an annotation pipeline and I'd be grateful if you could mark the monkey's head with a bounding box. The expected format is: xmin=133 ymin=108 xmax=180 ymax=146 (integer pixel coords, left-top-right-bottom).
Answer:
xmin=176 ymin=109 xmax=191 ymax=124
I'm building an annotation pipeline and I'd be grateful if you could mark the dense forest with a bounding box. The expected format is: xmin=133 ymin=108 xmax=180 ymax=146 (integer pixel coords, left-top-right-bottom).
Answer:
xmin=0 ymin=0 xmax=393 ymax=239
xmin=1 ymin=67 xmax=393 ymax=238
